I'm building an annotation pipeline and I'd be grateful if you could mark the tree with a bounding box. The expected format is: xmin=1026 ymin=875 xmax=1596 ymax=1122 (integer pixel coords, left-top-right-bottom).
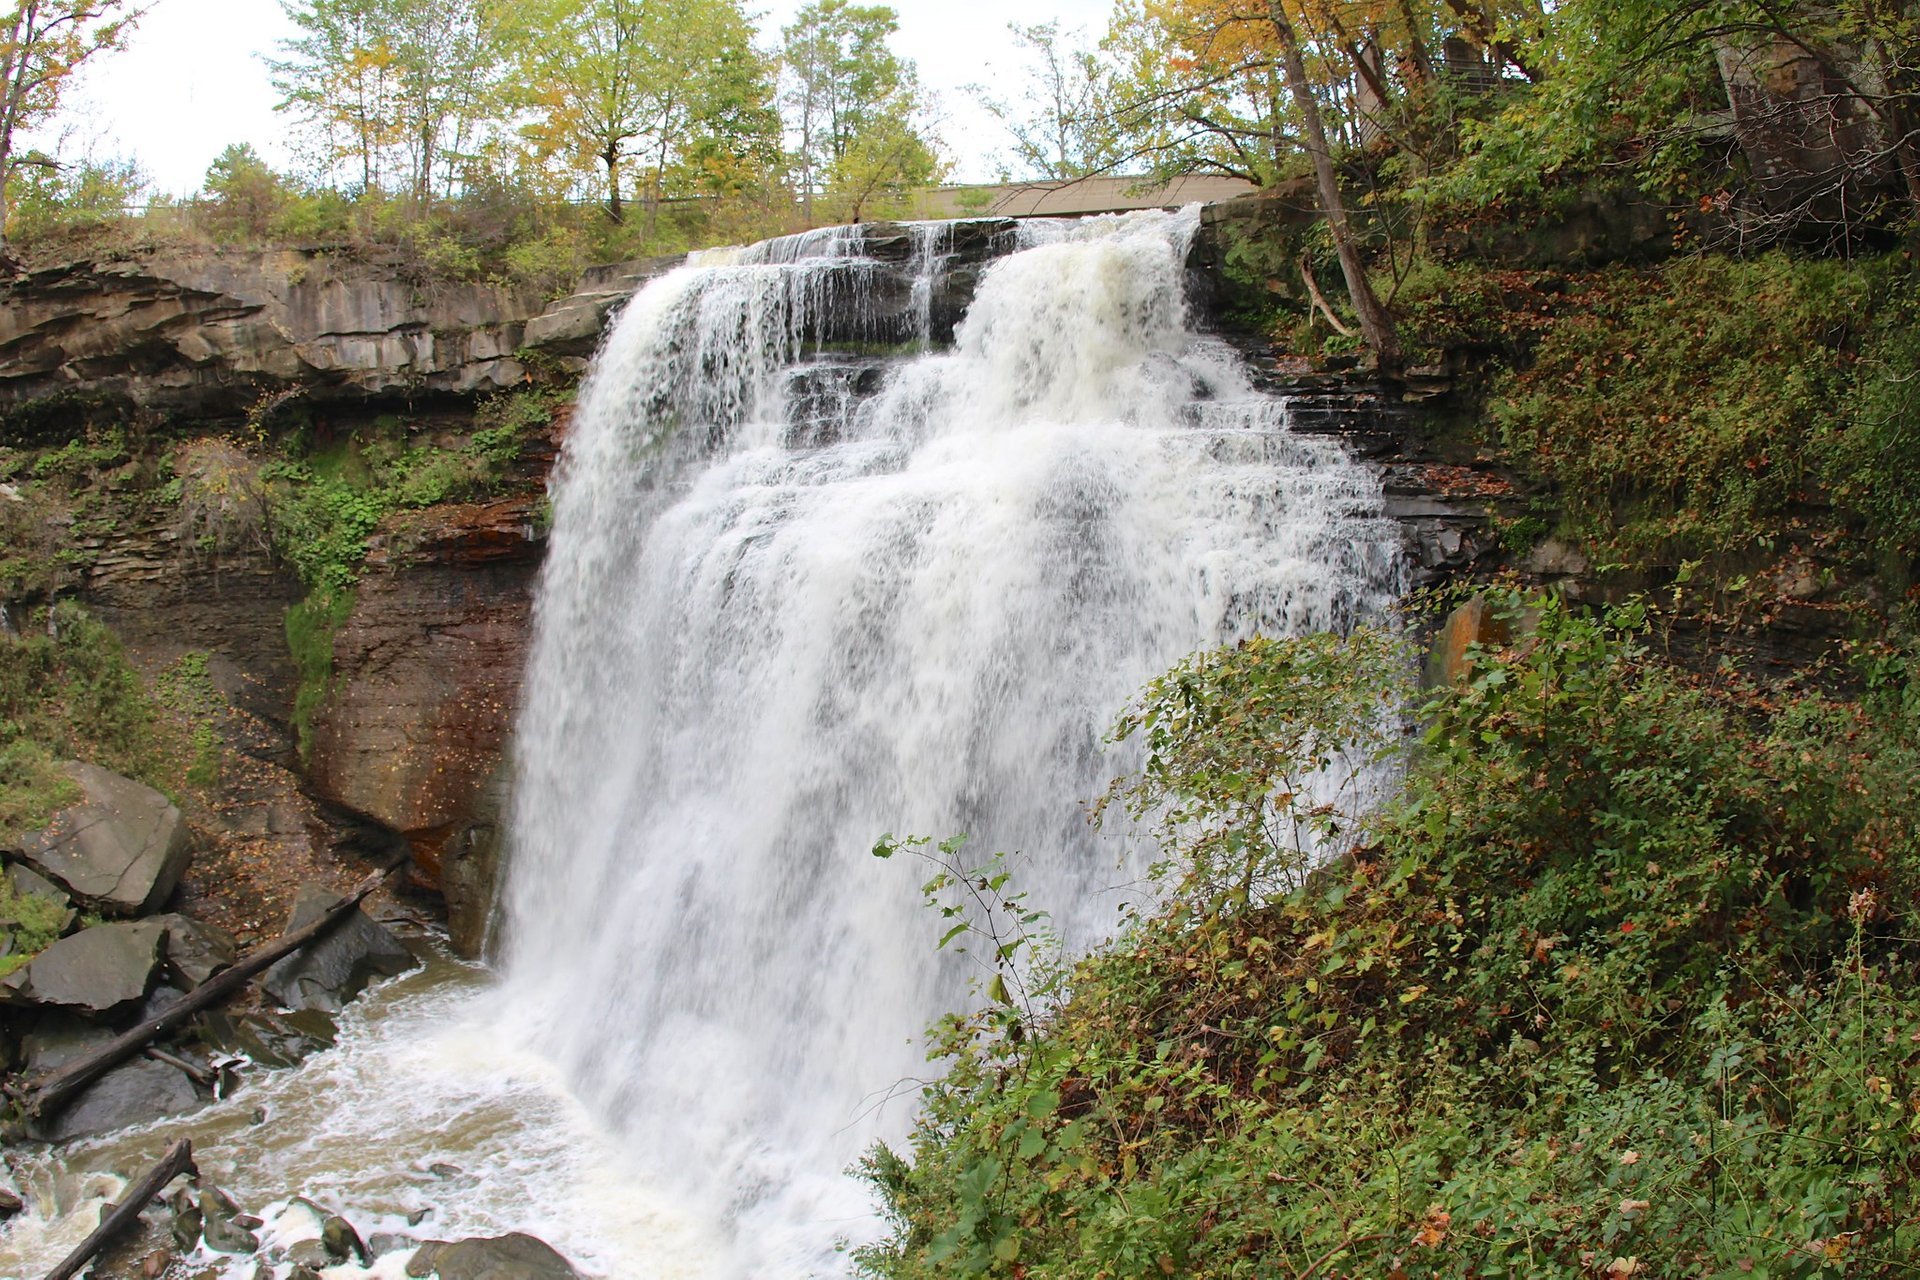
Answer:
xmin=781 ymin=0 xmax=938 ymax=223
xmin=973 ymin=22 xmax=1121 ymax=180
xmin=515 ymin=0 xmax=779 ymax=226
xmin=1266 ymin=0 xmax=1402 ymax=366
xmin=272 ymin=0 xmax=506 ymax=201
xmin=0 ymin=0 xmax=143 ymax=255
xmin=199 ymin=143 xmax=292 ymax=241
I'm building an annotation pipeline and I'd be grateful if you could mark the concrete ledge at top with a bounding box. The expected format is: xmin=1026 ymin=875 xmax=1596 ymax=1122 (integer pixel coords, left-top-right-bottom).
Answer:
xmin=16 ymin=761 xmax=192 ymax=917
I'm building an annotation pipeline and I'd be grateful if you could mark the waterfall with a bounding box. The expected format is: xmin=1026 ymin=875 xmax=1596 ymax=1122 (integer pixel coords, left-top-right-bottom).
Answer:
xmin=498 ymin=208 xmax=1405 ymax=1275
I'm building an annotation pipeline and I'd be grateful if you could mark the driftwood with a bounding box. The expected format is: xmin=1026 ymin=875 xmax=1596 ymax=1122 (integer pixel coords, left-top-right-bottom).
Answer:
xmin=43 ymin=1138 xmax=196 ymax=1280
xmin=22 ymin=858 xmax=405 ymax=1121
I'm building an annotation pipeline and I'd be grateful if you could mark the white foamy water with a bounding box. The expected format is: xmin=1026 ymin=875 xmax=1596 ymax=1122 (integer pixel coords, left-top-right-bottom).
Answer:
xmin=496 ymin=207 xmax=1404 ymax=1274
xmin=0 ymin=208 xmax=1403 ymax=1280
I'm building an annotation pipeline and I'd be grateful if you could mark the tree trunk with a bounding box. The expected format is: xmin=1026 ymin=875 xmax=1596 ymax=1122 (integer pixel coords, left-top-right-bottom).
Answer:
xmin=604 ymin=146 xmax=624 ymax=223
xmin=43 ymin=1140 xmax=197 ymax=1280
xmin=1267 ymin=2 xmax=1402 ymax=370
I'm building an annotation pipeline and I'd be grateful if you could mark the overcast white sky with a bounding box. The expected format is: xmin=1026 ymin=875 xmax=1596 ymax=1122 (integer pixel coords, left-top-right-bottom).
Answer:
xmin=34 ymin=0 xmax=1120 ymax=196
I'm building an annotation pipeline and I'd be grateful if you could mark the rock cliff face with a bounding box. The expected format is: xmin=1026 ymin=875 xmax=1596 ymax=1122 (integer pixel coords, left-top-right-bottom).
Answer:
xmin=305 ymin=489 xmax=548 ymax=952
xmin=0 ymin=250 xmax=681 ymax=425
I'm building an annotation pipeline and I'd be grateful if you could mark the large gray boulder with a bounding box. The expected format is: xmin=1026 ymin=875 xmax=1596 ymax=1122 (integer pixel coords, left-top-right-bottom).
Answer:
xmin=406 ymin=1234 xmax=583 ymax=1280
xmin=16 ymin=763 xmax=192 ymax=916
xmin=260 ymin=882 xmax=417 ymax=1013
xmin=38 ymin=1056 xmax=207 ymax=1142
xmin=147 ymin=912 xmax=238 ymax=988
xmin=21 ymin=1011 xmax=117 ymax=1072
xmin=1 ymin=918 xmax=165 ymax=1015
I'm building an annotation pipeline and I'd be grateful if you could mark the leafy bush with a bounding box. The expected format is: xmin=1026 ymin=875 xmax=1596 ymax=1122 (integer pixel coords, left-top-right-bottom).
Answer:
xmin=0 ymin=603 xmax=167 ymax=839
xmin=0 ymin=865 xmax=73 ymax=978
xmin=263 ymin=391 xmax=558 ymax=593
xmin=862 ymin=597 xmax=1920 ymax=1278
xmin=1823 ymin=263 xmax=1920 ymax=568
xmin=1492 ymin=256 xmax=1867 ymax=564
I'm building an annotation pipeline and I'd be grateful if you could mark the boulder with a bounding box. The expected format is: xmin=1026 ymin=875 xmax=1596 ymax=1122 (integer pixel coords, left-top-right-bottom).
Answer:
xmin=21 ymin=1011 xmax=117 ymax=1071
xmin=16 ymin=763 xmax=192 ymax=916
xmin=2 ymin=919 xmax=165 ymax=1015
xmin=170 ymin=1185 xmax=203 ymax=1250
xmin=200 ymin=1185 xmax=261 ymax=1253
xmin=38 ymin=1056 xmax=207 ymax=1142
xmin=147 ymin=913 xmax=238 ymax=988
xmin=194 ymin=1007 xmax=337 ymax=1068
xmin=323 ymin=1212 xmax=371 ymax=1265
xmin=260 ymin=883 xmax=417 ymax=1013
xmin=406 ymin=1234 xmax=583 ymax=1280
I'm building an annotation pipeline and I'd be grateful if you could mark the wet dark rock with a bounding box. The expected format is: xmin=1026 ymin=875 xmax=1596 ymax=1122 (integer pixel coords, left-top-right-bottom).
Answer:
xmin=370 ymin=1231 xmax=417 ymax=1257
xmin=22 ymin=1011 xmax=116 ymax=1071
xmin=0 ymin=1187 xmax=23 ymax=1219
xmin=200 ymin=1184 xmax=261 ymax=1253
xmin=285 ymin=1238 xmax=335 ymax=1268
xmin=428 ymin=1162 xmax=463 ymax=1179
xmin=195 ymin=1006 xmax=338 ymax=1068
xmin=170 ymin=1185 xmax=203 ymax=1250
xmin=288 ymin=1267 xmax=323 ymax=1280
xmin=325 ymin=1212 xmax=371 ymax=1264
xmin=15 ymin=763 xmax=192 ymax=916
xmin=259 ymin=882 xmax=417 ymax=1013
xmin=407 ymin=1233 xmax=583 ymax=1280
xmin=149 ymin=913 xmax=238 ymax=988
xmin=139 ymin=983 xmax=187 ymax=1022
xmin=141 ymin=1247 xmax=172 ymax=1278
xmin=39 ymin=1056 xmax=207 ymax=1141
xmin=2 ymin=919 xmax=165 ymax=1015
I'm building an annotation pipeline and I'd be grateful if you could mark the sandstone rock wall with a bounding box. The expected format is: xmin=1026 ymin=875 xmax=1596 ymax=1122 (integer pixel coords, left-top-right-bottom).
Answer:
xmin=0 ymin=250 xmax=680 ymax=423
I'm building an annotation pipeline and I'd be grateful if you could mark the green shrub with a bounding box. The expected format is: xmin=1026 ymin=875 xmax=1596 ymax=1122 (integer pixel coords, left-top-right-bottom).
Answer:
xmin=862 ymin=597 xmax=1920 ymax=1279
xmin=1823 ymin=265 xmax=1920 ymax=567
xmin=285 ymin=588 xmax=354 ymax=765
xmin=0 ymin=867 xmax=73 ymax=978
xmin=1492 ymin=256 xmax=1867 ymax=564
xmin=0 ymin=603 xmax=170 ymax=838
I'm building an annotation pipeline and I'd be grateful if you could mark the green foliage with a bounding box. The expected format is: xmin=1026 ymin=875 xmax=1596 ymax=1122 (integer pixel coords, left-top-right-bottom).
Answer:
xmin=1098 ymin=628 xmax=1409 ymax=916
xmin=864 ymin=596 xmax=1920 ymax=1279
xmin=263 ymin=392 xmax=554 ymax=592
xmin=0 ymin=603 xmax=168 ymax=839
xmin=1491 ymin=255 xmax=1868 ymax=562
xmin=286 ymin=587 xmax=355 ymax=765
xmin=198 ymin=143 xmax=295 ymax=242
xmin=155 ymin=651 xmax=225 ymax=788
xmin=0 ymin=867 xmax=73 ymax=978
xmin=1825 ymin=262 xmax=1920 ymax=565
xmin=781 ymin=1 xmax=945 ymax=221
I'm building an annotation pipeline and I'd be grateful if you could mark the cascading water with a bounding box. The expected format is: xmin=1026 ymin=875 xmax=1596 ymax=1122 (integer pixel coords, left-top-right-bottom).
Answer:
xmin=0 ymin=208 xmax=1404 ymax=1280
xmin=497 ymin=206 xmax=1404 ymax=1273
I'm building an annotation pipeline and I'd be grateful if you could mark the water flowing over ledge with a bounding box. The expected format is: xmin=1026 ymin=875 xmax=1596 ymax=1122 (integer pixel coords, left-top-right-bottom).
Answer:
xmin=498 ymin=207 xmax=1406 ymax=1274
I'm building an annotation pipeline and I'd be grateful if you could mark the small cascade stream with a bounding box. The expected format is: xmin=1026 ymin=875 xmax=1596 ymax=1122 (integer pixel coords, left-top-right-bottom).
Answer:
xmin=0 ymin=208 xmax=1404 ymax=1280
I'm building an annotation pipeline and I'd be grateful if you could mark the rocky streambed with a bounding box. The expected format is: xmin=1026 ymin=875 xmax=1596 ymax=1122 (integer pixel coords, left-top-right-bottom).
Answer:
xmin=0 ymin=759 xmax=607 ymax=1278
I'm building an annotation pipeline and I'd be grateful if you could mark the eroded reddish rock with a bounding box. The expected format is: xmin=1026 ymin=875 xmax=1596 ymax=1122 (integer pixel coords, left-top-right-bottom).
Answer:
xmin=306 ymin=496 xmax=544 ymax=953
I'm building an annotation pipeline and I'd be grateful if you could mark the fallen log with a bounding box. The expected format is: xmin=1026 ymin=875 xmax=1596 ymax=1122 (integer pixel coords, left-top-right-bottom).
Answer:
xmin=21 ymin=858 xmax=405 ymax=1121
xmin=43 ymin=1138 xmax=196 ymax=1280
